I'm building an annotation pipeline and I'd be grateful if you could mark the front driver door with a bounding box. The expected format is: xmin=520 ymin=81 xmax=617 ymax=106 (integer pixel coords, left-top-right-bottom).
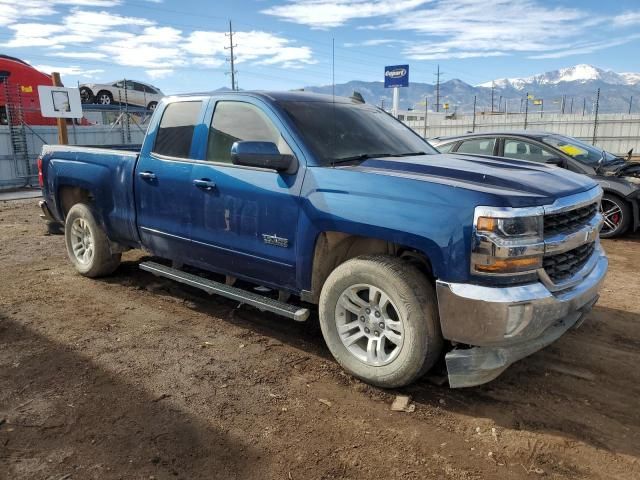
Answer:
xmin=188 ymin=99 xmax=304 ymax=290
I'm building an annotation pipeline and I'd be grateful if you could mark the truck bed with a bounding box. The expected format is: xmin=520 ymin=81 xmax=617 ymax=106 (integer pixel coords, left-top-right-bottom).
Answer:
xmin=40 ymin=144 xmax=140 ymax=247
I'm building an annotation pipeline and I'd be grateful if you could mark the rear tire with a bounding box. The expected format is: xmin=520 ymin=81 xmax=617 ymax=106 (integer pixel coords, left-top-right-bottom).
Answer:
xmin=600 ymin=194 xmax=630 ymax=238
xmin=96 ymin=90 xmax=113 ymax=105
xmin=318 ymin=255 xmax=442 ymax=388
xmin=64 ymin=203 xmax=121 ymax=277
xmin=79 ymin=87 xmax=94 ymax=104
xmin=147 ymin=101 xmax=158 ymax=111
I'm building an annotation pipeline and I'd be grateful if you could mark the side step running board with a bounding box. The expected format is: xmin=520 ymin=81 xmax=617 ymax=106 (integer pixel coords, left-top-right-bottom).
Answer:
xmin=139 ymin=261 xmax=310 ymax=322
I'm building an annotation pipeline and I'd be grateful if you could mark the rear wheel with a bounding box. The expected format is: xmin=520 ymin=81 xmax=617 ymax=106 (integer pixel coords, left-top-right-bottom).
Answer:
xmin=600 ymin=194 xmax=630 ymax=238
xmin=64 ymin=203 xmax=121 ymax=277
xmin=147 ymin=101 xmax=158 ymax=111
xmin=319 ymin=255 xmax=442 ymax=388
xmin=79 ymin=87 xmax=94 ymax=104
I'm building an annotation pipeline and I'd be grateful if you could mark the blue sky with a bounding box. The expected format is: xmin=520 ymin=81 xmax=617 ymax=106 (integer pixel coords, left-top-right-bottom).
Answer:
xmin=1 ymin=0 xmax=640 ymax=93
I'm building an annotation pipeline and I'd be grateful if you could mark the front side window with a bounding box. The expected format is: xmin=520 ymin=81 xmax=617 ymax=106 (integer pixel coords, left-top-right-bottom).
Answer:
xmin=456 ymin=138 xmax=496 ymax=155
xmin=504 ymin=139 xmax=555 ymax=162
xmin=207 ymin=101 xmax=291 ymax=164
xmin=152 ymin=101 xmax=202 ymax=158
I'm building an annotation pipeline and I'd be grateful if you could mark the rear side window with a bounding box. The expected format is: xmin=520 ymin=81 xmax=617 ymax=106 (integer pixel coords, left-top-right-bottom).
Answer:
xmin=457 ymin=138 xmax=496 ymax=155
xmin=153 ymin=101 xmax=202 ymax=158
xmin=207 ymin=101 xmax=291 ymax=164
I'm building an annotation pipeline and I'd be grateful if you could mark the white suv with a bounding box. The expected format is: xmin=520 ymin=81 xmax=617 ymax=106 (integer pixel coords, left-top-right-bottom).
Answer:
xmin=80 ymin=80 xmax=164 ymax=110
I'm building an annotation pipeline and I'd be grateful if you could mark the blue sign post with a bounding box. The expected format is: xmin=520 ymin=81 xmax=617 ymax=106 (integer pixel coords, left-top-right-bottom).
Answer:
xmin=384 ymin=65 xmax=409 ymax=117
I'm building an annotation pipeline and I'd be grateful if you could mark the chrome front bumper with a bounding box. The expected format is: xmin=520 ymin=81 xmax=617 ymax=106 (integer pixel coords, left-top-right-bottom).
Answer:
xmin=435 ymin=245 xmax=608 ymax=388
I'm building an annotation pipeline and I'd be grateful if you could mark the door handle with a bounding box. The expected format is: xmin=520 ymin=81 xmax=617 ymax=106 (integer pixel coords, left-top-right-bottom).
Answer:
xmin=138 ymin=171 xmax=156 ymax=180
xmin=193 ymin=178 xmax=216 ymax=191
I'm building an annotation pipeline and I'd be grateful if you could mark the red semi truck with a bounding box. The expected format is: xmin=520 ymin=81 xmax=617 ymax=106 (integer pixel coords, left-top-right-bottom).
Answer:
xmin=0 ymin=55 xmax=56 ymax=126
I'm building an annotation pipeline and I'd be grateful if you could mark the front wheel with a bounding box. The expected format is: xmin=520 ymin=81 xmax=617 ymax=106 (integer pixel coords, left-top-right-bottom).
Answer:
xmin=319 ymin=255 xmax=442 ymax=388
xmin=600 ymin=194 xmax=631 ymax=238
xmin=64 ymin=203 xmax=121 ymax=277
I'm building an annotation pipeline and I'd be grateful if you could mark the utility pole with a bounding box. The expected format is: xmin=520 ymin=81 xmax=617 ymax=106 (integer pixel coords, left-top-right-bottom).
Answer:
xmin=225 ymin=20 xmax=237 ymax=90
xmin=498 ymin=95 xmax=502 ymax=113
xmin=491 ymin=82 xmax=495 ymax=113
xmin=582 ymin=98 xmax=586 ymax=116
xmin=472 ymin=95 xmax=477 ymax=132
xmin=570 ymin=97 xmax=574 ymax=114
xmin=423 ymin=96 xmax=428 ymax=138
xmin=524 ymin=92 xmax=529 ymax=130
xmin=629 ymin=96 xmax=633 ymax=115
xmin=561 ymin=95 xmax=566 ymax=114
xmin=593 ymin=88 xmax=600 ymax=144
xmin=434 ymin=64 xmax=442 ymax=112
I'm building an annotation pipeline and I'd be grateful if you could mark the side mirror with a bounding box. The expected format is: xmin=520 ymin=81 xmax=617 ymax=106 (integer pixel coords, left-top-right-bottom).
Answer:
xmin=231 ymin=141 xmax=294 ymax=172
xmin=545 ymin=157 xmax=566 ymax=168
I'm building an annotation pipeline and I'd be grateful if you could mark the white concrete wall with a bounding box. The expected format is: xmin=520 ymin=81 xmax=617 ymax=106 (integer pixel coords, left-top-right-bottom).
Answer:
xmin=404 ymin=113 xmax=640 ymax=155
xmin=0 ymin=125 xmax=145 ymax=189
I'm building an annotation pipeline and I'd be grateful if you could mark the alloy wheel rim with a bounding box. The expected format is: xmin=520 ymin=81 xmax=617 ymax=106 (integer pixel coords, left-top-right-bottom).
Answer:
xmin=600 ymin=199 xmax=622 ymax=235
xmin=99 ymin=94 xmax=111 ymax=104
xmin=335 ymin=283 xmax=404 ymax=366
xmin=70 ymin=218 xmax=94 ymax=265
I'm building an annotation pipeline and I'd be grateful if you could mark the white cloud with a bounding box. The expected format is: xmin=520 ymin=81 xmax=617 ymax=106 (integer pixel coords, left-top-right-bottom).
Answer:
xmin=146 ymin=68 xmax=174 ymax=79
xmin=343 ymin=39 xmax=403 ymax=47
xmin=0 ymin=0 xmax=121 ymax=26
xmin=2 ymin=7 xmax=316 ymax=72
xmin=528 ymin=34 xmax=640 ymax=60
xmin=33 ymin=64 xmax=105 ymax=78
xmin=262 ymin=0 xmax=431 ymax=28
xmin=613 ymin=11 xmax=640 ymax=27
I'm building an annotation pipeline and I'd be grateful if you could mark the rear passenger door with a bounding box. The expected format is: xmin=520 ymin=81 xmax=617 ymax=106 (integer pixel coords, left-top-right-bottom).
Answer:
xmin=187 ymin=98 xmax=304 ymax=290
xmin=135 ymin=100 xmax=205 ymax=262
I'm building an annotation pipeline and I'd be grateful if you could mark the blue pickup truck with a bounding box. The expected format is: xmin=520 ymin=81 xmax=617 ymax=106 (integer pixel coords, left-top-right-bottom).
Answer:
xmin=38 ymin=91 xmax=608 ymax=388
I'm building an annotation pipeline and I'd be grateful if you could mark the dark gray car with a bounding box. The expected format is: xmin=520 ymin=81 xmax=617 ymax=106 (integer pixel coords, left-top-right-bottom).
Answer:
xmin=431 ymin=132 xmax=640 ymax=238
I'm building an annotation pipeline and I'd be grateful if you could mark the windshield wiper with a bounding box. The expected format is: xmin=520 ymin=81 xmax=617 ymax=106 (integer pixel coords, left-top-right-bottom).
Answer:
xmin=331 ymin=151 xmax=427 ymax=164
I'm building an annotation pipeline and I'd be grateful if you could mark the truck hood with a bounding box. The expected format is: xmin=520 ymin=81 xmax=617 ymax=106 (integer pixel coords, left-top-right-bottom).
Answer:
xmin=342 ymin=153 xmax=597 ymax=207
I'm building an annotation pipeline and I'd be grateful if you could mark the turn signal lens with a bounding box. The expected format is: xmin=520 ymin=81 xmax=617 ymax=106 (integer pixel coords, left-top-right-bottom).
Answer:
xmin=474 ymin=256 xmax=542 ymax=274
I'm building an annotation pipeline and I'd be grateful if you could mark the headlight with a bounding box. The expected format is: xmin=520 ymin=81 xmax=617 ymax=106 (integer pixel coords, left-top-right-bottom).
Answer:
xmin=476 ymin=216 xmax=542 ymax=238
xmin=472 ymin=207 xmax=544 ymax=278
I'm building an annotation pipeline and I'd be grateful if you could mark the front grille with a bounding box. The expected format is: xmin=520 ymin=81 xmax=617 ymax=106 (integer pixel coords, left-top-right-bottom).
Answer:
xmin=544 ymin=203 xmax=598 ymax=236
xmin=543 ymin=242 xmax=595 ymax=283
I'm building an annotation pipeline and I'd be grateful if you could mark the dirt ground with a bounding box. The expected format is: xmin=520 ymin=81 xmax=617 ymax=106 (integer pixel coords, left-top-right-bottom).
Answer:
xmin=1 ymin=199 xmax=639 ymax=480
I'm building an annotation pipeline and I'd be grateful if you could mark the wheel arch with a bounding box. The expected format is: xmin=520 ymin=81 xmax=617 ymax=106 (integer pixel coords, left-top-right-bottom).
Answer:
xmin=304 ymin=230 xmax=436 ymax=304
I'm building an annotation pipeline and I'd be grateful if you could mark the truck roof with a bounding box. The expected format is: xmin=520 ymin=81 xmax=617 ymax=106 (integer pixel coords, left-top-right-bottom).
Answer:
xmin=174 ymin=90 xmax=359 ymax=104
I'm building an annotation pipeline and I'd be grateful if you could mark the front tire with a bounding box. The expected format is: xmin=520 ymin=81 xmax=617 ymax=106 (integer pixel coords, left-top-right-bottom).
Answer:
xmin=319 ymin=255 xmax=442 ymax=388
xmin=147 ymin=101 xmax=158 ymax=111
xmin=600 ymin=194 xmax=631 ymax=238
xmin=64 ymin=203 xmax=121 ymax=277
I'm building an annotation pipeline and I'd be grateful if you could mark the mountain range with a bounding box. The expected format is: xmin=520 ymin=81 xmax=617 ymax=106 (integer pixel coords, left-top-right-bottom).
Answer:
xmin=303 ymin=65 xmax=640 ymax=114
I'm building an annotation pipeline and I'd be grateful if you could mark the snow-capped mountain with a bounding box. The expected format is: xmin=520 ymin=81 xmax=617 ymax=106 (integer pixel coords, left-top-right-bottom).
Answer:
xmin=478 ymin=64 xmax=640 ymax=90
xmin=304 ymin=64 xmax=640 ymax=114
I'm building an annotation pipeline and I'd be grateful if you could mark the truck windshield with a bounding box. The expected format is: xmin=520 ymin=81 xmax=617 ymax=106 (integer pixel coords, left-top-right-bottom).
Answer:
xmin=278 ymin=100 xmax=438 ymax=165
